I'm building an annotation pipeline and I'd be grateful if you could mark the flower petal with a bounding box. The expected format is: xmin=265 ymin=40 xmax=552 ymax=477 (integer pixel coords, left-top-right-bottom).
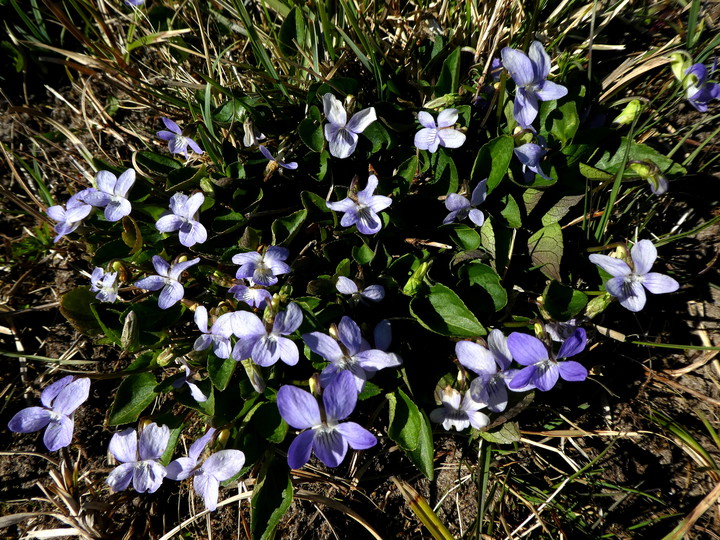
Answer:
xmin=313 ymin=428 xmax=348 ymax=467
xmin=178 ymin=221 xmax=207 ymax=247
xmin=437 ymin=108 xmax=459 ymax=128
xmin=186 ymin=138 xmax=204 ymax=155
xmin=336 ymin=276 xmax=359 ymax=295
xmin=328 ymin=129 xmax=358 ymax=158
xmin=630 ymin=239 xmax=657 ymax=275
xmin=166 ymin=456 xmax=198 ymax=481
xmin=456 ymin=341 xmax=497 ymax=376
xmin=40 ymin=376 xmax=75 ymax=408
xmin=323 ymin=370 xmax=358 ymax=421
xmin=507 ymin=333 xmax=548 ymax=365
xmin=95 ymin=170 xmax=117 ymax=194
xmin=139 ymin=423 xmax=170 ymax=461
xmin=356 ymin=349 xmax=399 ymax=371
xmin=643 ymin=272 xmax=679 ymax=294
xmin=134 ymin=460 xmax=167 ymax=493
xmin=194 ymin=473 xmax=220 ymax=511
xmin=558 ymin=361 xmax=588 ymax=382
xmin=162 ymin=117 xmax=182 ymax=134
xmin=501 ymin=47 xmax=535 ymax=87
xmin=414 ymin=127 xmax=439 ymax=152
xmin=468 ymin=209 xmax=484 ymax=227
xmin=8 ymin=407 xmax=52 ymax=433
xmin=158 ymin=281 xmax=184 ymax=309
xmin=274 ymin=302 xmax=303 ymax=335
xmin=346 ymin=107 xmax=377 ymax=134
xmin=322 ymin=93 xmax=346 ymax=127
xmin=535 ymin=80 xmax=568 ymax=101
xmin=361 ymin=284 xmax=385 ymax=302
xmin=189 ymin=428 xmax=216 ymax=463
xmin=470 ymin=179 xmax=488 ymax=206
xmin=134 ymin=275 xmax=166 ymax=291
xmin=277 ymin=385 xmax=320 ymax=429
xmin=109 ymin=428 xmax=138 ymax=463
xmin=618 ymin=281 xmax=647 ymax=312
xmin=287 ymin=429 xmax=315 ymax=469
xmin=104 ymin=198 xmax=131 ymax=222
xmin=437 ymin=128 xmax=466 ymax=149
xmin=336 ymin=422 xmax=376 ymax=450
xmin=277 ymin=337 xmax=299 ymax=366
xmin=303 ymin=332 xmax=343 ymax=363
xmin=107 ymin=463 xmax=135 ymax=492
xmin=513 ymin=89 xmax=539 ymax=128
xmin=528 ymin=41 xmax=551 ymax=80
xmin=52 ymin=377 xmax=91 ymax=415
xmin=534 ymin=364 xmax=560 ymax=391
xmin=588 ymin=254 xmax=631 ymax=277
xmin=201 ymin=449 xmax=245 ymax=481
xmin=114 ymin=169 xmax=136 ymax=197
xmin=507 ymin=365 xmax=537 ymax=391
xmin=168 ymin=257 xmax=200 ymax=280
xmin=417 ymin=111 xmax=436 ymax=129
xmin=557 ymin=328 xmax=587 ymax=359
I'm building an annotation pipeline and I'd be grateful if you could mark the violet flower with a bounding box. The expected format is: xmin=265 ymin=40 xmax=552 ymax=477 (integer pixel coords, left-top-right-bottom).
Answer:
xmin=172 ymin=358 xmax=208 ymax=403
xmin=589 ymin=240 xmax=679 ymax=312
xmin=277 ymin=370 xmax=377 ymax=469
xmin=46 ymin=192 xmax=93 ymax=243
xmin=231 ymin=303 xmax=303 ymax=367
xmin=545 ymin=319 xmax=578 ymax=342
xmin=322 ymin=93 xmax=377 ymax=159
xmin=124 ymin=0 xmax=145 ymax=6
xmin=134 ymin=255 xmax=200 ymax=309
xmin=414 ymin=109 xmax=466 ymax=153
xmin=83 ymin=169 xmax=135 ymax=222
xmin=106 ymin=423 xmax=169 ymax=494
xmin=456 ymin=330 xmax=526 ymax=413
xmin=8 ymin=376 xmax=90 ymax=452
xmin=684 ymin=63 xmax=720 ymax=112
xmin=430 ymin=387 xmax=489 ymax=431
xmin=228 ymin=279 xmax=272 ymax=309
xmin=443 ymin=179 xmax=487 ymax=226
xmin=90 ymin=267 xmax=119 ymax=303
xmin=232 ymin=246 xmax=290 ymax=287
xmin=155 ymin=192 xmax=207 ymax=247
xmin=514 ymin=143 xmax=551 ymax=182
xmin=193 ymin=306 xmax=235 ymax=359
xmin=501 ymin=41 xmax=568 ymax=128
xmin=259 ymin=145 xmax=298 ymax=170
xmin=167 ymin=428 xmax=245 ymax=512
xmin=303 ymin=316 xmax=400 ymax=392
xmin=335 ymin=277 xmax=385 ymax=303
xmin=507 ymin=328 xmax=588 ymax=392
xmin=157 ymin=118 xmax=204 ymax=159
xmin=326 ymin=175 xmax=392 ymax=235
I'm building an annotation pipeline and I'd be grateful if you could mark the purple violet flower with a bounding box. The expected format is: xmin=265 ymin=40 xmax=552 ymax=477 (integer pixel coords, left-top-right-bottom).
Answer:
xmin=303 ymin=316 xmax=400 ymax=393
xmin=684 ymin=63 xmax=720 ymax=112
xmin=228 ymin=279 xmax=272 ymax=309
xmin=82 ymin=169 xmax=135 ymax=222
xmin=414 ymin=109 xmax=466 ymax=153
xmin=167 ymin=428 xmax=245 ymax=512
xmin=90 ymin=267 xmax=119 ymax=303
xmin=232 ymin=246 xmax=290 ymax=287
xmin=514 ymin=142 xmax=552 ymax=182
xmin=277 ymin=370 xmax=377 ymax=469
xmin=456 ymin=330 xmax=526 ymax=413
xmin=157 ymin=118 xmax=204 ymax=159
xmin=46 ymin=192 xmax=94 ymax=243
xmin=545 ymin=319 xmax=578 ymax=342
xmin=8 ymin=376 xmax=90 ymax=452
xmin=231 ymin=303 xmax=303 ymax=367
xmin=155 ymin=192 xmax=207 ymax=247
xmin=172 ymin=358 xmax=208 ymax=402
xmin=501 ymin=41 xmax=568 ymax=128
xmin=335 ymin=277 xmax=385 ymax=303
xmin=193 ymin=306 xmax=234 ymax=359
xmin=124 ymin=0 xmax=145 ymax=6
xmin=134 ymin=255 xmax=200 ymax=309
xmin=322 ymin=93 xmax=377 ymax=159
xmin=589 ymin=239 xmax=680 ymax=312
xmin=507 ymin=328 xmax=588 ymax=392
xmin=259 ymin=145 xmax=298 ymax=170
xmin=327 ymin=175 xmax=392 ymax=235
xmin=430 ymin=387 xmax=490 ymax=431
xmin=106 ymin=423 xmax=169 ymax=494
xmin=443 ymin=179 xmax=487 ymax=226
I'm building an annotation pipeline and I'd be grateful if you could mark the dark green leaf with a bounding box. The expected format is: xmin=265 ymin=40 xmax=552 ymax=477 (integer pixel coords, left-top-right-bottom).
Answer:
xmin=251 ymin=455 xmax=293 ymax=540
xmin=298 ymin=118 xmax=324 ymax=153
xmin=543 ymin=281 xmax=588 ymax=321
xmin=499 ymin=194 xmax=522 ymax=228
xmin=387 ymin=389 xmax=434 ymax=479
xmin=59 ymin=287 xmax=102 ymax=336
xmin=448 ymin=223 xmax=481 ymax=250
xmin=108 ymin=372 xmax=158 ymax=426
xmin=271 ymin=209 xmax=307 ymax=245
xmin=410 ymin=283 xmax=486 ymax=337
xmin=251 ymin=402 xmax=288 ymax=443
xmin=541 ymin=195 xmax=584 ymax=227
xmin=460 ymin=262 xmax=507 ymax=311
xmin=208 ymin=355 xmax=236 ymax=391
xmin=472 ymin=136 xmax=514 ymax=193
xmin=479 ymin=422 xmax=521 ymax=444
xmin=136 ymin=151 xmax=181 ymax=175
xmin=435 ymin=46 xmax=461 ymax=96
xmin=594 ymin=138 xmax=686 ymax=177
xmin=528 ymin=223 xmax=563 ymax=282
xmin=279 ymin=7 xmax=306 ymax=56
xmin=352 ymin=241 xmax=374 ymax=265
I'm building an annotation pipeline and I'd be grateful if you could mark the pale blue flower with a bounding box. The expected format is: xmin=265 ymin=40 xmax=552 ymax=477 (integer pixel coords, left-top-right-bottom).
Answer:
xmin=46 ymin=191 xmax=93 ymax=243
xmin=514 ymin=143 xmax=551 ymax=182
xmin=501 ymin=41 xmax=568 ymax=128
xmin=90 ymin=267 xmax=119 ymax=303
xmin=322 ymin=93 xmax=377 ymax=159
xmin=685 ymin=62 xmax=720 ymax=112
xmin=134 ymin=255 xmax=200 ymax=309
xmin=106 ymin=423 xmax=169 ymax=494
xmin=443 ymin=179 xmax=487 ymax=226
xmin=327 ymin=175 xmax=392 ymax=235
xmin=231 ymin=303 xmax=303 ymax=367
xmin=335 ymin=277 xmax=385 ymax=303
xmin=430 ymin=387 xmax=489 ymax=431
xmin=83 ymin=169 xmax=135 ymax=222
xmin=259 ymin=145 xmax=298 ymax=170
xmin=277 ymin=371 xmax=376 ymax=469
xmin=155 ymin=192 xmax=207 ymax=247
xmin=157 ymin=118 xmax=204 ymax=159
xmin=232 ymin=246 xmax=290 ymax=287
xmin=414 ymin=109 xmax=466 ymax=153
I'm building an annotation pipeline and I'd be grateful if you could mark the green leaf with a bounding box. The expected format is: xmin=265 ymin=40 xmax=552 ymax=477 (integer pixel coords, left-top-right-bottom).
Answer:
xmin=212 ymin=99 xmax=245 ymax=123
xmin=499 ymin=194 xmax=522 ymax=228
xmin=395 ymin=156 xmax=418 ymax=184
xmin=352 ymin=241 xmax=374 ymax=265
xmin=208 ymin=355 xmax=236 ymax=391
xmin=543 ymin=281 xmax=588 ymax=321
xmin=472 ymin=136 xmax=514 ymax=193
xmin=59 ymin=287 xmax=102 ymax=336
xmin=251 ymin=402 xmax=288 ymax=444
xmin=387 ymin=389 xmax=434 ymax=479
xmin=435 ymin=46 xmax=461 ymax=96
xmin=549 ymin=101 xmax=580 ymax=145
xmin=410 ymin=283 xmax=486 ymax=337
xmin=594 ymin=138 xmax=686 ymax=177
xmin=271 ymin=209 xmax=307 ymax=246
xmin=460 ymin=262 xmax=507 ymax=311
xmin=479 ymin=422 xmax=521 ymax=444
xmin=448 ymin=223 xmax=481 ymax=250
xmin=108 ymin=372 xmax=158 ymax=426
xmin=251 ymin=455 xmax=293 ymax=540
xmin=362 ymin=121 xmax=392 ymax=153
xmin=279 ymin=6 xmax=306 ymax=56
xmin=298 ymin=110 xmax=324 ymax=153
xmin=402 ymin=261 xmax=430 ymax=297
xmin=579 ymin=163 xmax=614 ymax=180
xmin=480 ymin=219 xmax=513 ymax=276
xmin=528 ymin=223 xmax=563 ymax=282
xmin=136 ymin=151 xmax=181 ymax=175
xmin=541 ymin=195 xmax=584 ymax=227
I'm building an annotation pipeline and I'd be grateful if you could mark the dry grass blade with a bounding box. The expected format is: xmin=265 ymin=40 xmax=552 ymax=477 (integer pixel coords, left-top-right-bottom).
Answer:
xmin=157 ymin=491 xmax=254 ymax=540
xmin=390 ymin=477 xmax=454 ymax=540
xmin=662 ymin=481 xmax=720 ymax=540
